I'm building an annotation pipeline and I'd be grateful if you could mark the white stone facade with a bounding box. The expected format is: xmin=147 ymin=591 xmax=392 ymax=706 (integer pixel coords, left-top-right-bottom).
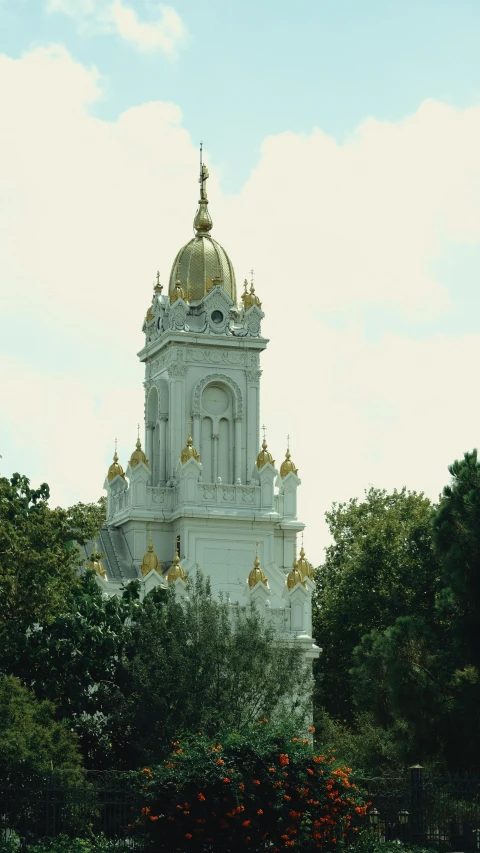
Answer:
xmin=94 ymin=183 xmax=319 ymax=663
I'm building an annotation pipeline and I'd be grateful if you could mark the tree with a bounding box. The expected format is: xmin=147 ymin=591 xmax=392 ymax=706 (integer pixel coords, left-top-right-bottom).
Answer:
xmin=111 ymin=573 xmax=312 ymax=769
xmin=0 ymin=473 xmax=106 ymax=664
xmin=313 ymin=487 xmax=441 ymax=723
xmin=0 ymin=674 xmax=82 ymax=782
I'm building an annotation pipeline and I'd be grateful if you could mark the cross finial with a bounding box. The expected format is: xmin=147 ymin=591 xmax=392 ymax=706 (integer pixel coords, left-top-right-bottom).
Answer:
xmin=137 ymin=423 xmax=140 ymax=440
xmin=154 ymin=270 xmax=162 ymax=293
xmin=250 ymin=268 xmax=255 ymax=285
xmin=114 ymin=437 xmax=117 ymax=453
xmin=287 ymin=433 xmax=290 ymax=450
xmin=254 ymin=540 xmax=260 ymax=557
xmin=261 ymin=424 xmax=267 ymax=443
xmin=199 ymin=142 xmax=209 ymax=201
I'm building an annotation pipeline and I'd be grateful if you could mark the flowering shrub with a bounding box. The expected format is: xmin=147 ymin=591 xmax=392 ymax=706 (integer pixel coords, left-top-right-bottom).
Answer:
xmin=139 ymin=719 xmax=368 ymax=851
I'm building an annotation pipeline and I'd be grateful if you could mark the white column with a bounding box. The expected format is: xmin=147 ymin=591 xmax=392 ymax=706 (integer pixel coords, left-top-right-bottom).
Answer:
xmin=212 ymin=433 xmax=219 ymax=482
xmin=193 ymin=414 xmax=201 ymax=449
xmin=145 ymin=421 xmax=154 ymax=480
xmin=234 ymin=416 xmax=242 ymax=483
xmin=159 ymin=415 xmax=167 ymax=484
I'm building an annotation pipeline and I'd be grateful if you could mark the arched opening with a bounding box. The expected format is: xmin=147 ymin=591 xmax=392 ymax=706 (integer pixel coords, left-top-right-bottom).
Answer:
xmin=199 ymin=383 xmax=233 ymax=484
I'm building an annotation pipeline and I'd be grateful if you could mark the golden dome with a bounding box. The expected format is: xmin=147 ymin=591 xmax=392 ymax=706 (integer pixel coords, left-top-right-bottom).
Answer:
xmin=130 ymin=437 xmax=150 ymax=470
xmin=87 ymin=544 xmax=107 ymax=580
xmin=297 ymin=545 xmax=314 ymax=582
xmin=280 ymin=449 xmax=298 ymax=478
xmin=256 ymin=439 xmax=275 ymax=470
xmin=180 ymin=435 xmax=200 ymax=464
xmin=107 ymin=450 xmax=125 ymax=482
xmin=168 ymin=159 xmax=236 ymax=304
xmin=287 ymin=557 xmax=306 ymax=590
xmin=140 ymin=538 xmax=161 ymax=577
xmin=167 ymin=552 xmax=187 ymax=584
xmin=248 ymin=554 xmax=268 ymax=589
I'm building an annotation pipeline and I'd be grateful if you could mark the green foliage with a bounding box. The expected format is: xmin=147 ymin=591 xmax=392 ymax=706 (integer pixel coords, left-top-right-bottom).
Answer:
xmin=113 ymin=572 xmax=311 ymax=768
xmin=140 ymin=719 xmax=368 ymax=852
xmin=0 ymin=473 xmax=105 ymax=659
xmin=0 ymin=675 xmax=82 ymax=782
xmin=0 ymin=836 xmax=113 ymax=853
xmin=314 ymin=487 xmax=441 ymax=722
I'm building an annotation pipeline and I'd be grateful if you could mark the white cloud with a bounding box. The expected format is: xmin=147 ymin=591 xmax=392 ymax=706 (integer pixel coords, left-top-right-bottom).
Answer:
xmin=46 ymin=0 xmax=186 ymax=54
xmin=2 ymin=46 xmax=480 ymax=564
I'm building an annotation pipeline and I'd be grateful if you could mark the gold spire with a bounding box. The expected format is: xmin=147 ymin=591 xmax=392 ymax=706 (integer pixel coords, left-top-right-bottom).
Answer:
xmin=297 ymin=542 xmax=314 ymax=582
xmin=256 ymin=426 xmax=275 ymax=469
xmin=140 ymin=533 xmax=162 ymax=577
xmin=287 ymin=551 xmax=306 ymax=590
xmin=87 ymin=542 xmax=107 ymax=580
xmin=107 ymin=441 xmax=126 ymax=482
xmin=194 ymin=143 xmax=213 ymax=234
xmin=248 ymin=547 xmax=268 ymax=589
xmin=180 ymin=430 xmax=200 ymax=464
xmin=280 ymin=448 xmax=298 ymax=478
xmin=129 ymin=429 xmax=150 ymax=469
xmin=167 ymin=551 xmax=187 ymax=584
xmin=243 ymin=271 xmax=262 ymax=310
xmin=154 ymin=270 xmax=163 ymax=294
xmin=170 ymin=275 xmax=188 ymax=304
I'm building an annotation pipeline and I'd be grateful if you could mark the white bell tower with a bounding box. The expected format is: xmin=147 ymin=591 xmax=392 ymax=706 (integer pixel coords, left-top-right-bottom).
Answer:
xmin=95 ymin=151 xmax=319 ymax=663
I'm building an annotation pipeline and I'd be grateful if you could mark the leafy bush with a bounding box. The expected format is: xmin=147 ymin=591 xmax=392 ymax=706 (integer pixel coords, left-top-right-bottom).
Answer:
xmin=139 ymin=719 xmax=368 ymax=852
xmin=0 ymin=837 xmax=112 ymax=853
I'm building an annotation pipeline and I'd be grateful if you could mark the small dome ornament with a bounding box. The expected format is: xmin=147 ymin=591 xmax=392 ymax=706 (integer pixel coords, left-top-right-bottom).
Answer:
xmin=154 ymin=270 xmax=163 ymax=294
xmin=287 ymin=554 xmax=306 ymax=590
xmin=107 ymin=442 xmax=126 ymax=482
xmin=248 ymin=551 xmax=268 ymax=589
xmin=130 ymin=429 xmax=150 ymax=469
xmin=180 ymin=432 xmax=200 ymax=464
xmin=87 ymin=543 xmax=107 ymax=580
xmin=280 ymin=445 xmax=298 ymax=478
xmin=256 ymin=427 xmax=275 ymax=469
xmin=297 ymin=544 xmax=314 ymax=582
xmin=170 ymin=276 xmax=187 ymax=304
xmin=242 ymin=273 xmax=262 ymax=311
xmin=140 ymin=536 xmax=161 ymax=577
xmin=167 ymin=551 xmax=187 ymax=584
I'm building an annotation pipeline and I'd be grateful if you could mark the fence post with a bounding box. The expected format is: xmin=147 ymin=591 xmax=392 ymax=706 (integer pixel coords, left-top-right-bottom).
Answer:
xmin=410 ymin=764 xmax=424 ymax=845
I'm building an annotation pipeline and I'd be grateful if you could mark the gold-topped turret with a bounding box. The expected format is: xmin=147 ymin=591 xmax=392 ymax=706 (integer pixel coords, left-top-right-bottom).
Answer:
xmin=154 ymin=270 xmax=163 ymax=294
xmin=280 ymin=448 xmax=298 ymax=478
xmin=170 ymin=276 xmax=187 ymax=304
xmin=180 ymin=432 xmax=200 ymax=464
xmin=130 ymin=429 xmax=150 ymax=470
xmin=193 ymin=145 xmax=213 ymax=234
xmin=242 ymin=272 xmax=262 ymax=310
xmin=167 ymin=551 xmax=187 ymax=584
xmin=248 ymin=552 xmax=268 ymax=589
xmin=87 ymin=543 xmax=107 ymax=580
xmin=140 ymin=536 xmax=161 ymax=577
xmin=287 ymin=552 xmax=306 ymax=590
xmin=297 ymin=544 xmax=314 ymax=582
xmin=256 ymin=427 xmax=275 ymax=469
xmin=107 ymin=442 xmax=126 ymax=482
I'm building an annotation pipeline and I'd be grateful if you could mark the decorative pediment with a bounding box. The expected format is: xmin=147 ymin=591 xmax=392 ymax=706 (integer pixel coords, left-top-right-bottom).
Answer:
xmin=202 ymin=286 xmax=234 ymax=335
xmin=244 ymin=304 xmax=264 ymax=337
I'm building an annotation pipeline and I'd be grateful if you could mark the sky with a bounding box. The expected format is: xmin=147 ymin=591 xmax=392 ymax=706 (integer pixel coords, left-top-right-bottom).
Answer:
xmin=1 ymin=0 xmax=480 ymax=564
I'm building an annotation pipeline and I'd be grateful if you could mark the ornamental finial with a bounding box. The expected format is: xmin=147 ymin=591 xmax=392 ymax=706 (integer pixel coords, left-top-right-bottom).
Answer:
xmin=194 ymin=143 xmax=213 ymax=234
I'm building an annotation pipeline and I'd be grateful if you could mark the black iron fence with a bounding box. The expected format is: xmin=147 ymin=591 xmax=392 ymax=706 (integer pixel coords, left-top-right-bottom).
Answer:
xmin=356 ymin=766 xmax=480 ymax=850
xmin=1 ymin=767 xmax=480 ymax=851
xmin=0 ymin=771 xmax=148 ymax=851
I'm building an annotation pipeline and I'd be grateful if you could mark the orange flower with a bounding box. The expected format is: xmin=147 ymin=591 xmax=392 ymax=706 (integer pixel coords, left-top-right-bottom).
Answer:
xmin=307 ymin=768 xmax=314 ymax=775
xmin=309 ymin=726 xmax=315 ymax=733
xmin=242 ymin=820 xmax=251 ymax=827
xmin=279 ymin=753 xmax=289 ymax=766
xmin=149 ymin=815 xmax=159 ymax=821
xmin=217 ymin=759 xmax=225 ymax=765
xmin=223 ymin=778 xmax=231 ymax=783
xmin=292 ymin=737 xmax=299 ymax=742
xmin=284 ymin=795 xmax=291 ymax=801
xmin=185 ymin=833 xmax=192 ymax=839
xmin=268 ymin=767 xmax=275 ymax=773
xmin=257 ymin=809 xmax=263 ymax=815
xmin=253 ymin=779 xmax=261 ymax=785
xmin=238 ymin=783 xmax=245 ymax=790
xmin=198 ymin=793 xmax=205 ymax=801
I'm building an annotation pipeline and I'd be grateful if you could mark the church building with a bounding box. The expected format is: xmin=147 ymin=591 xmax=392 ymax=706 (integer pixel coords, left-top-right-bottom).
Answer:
xmin=85 ymin=154 xmax=319 ymax=663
